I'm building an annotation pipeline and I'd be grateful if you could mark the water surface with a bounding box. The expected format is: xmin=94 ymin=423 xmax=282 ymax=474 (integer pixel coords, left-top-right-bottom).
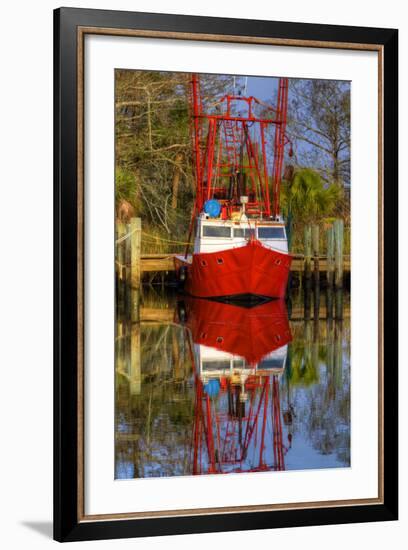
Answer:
xmin=115 ymin=288 xmax=350 ymax=479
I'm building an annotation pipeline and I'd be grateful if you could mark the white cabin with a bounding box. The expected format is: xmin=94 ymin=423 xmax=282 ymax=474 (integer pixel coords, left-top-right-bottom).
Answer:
xmin=194 ymin=214 xmax=288 ymax=255
xmin=195 ymin=343 xmax=288 ymax=384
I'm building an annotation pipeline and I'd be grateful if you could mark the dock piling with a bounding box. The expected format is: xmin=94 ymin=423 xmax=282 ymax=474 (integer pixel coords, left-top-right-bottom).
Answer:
xmin=130 ymin=217 xmax=142 ymax=322
xmin=335 ymin=288 xmax=344 ymax=321
xmin=304 ymin=276 xmax=312 ymax=321
xmin=334 ymin=219 xmax=344 ymax=289
xmin=326 ymin=225 xmax=335 ymax=288
xmin=312 ymin=224 xmax=320 ymax=275
xmin=130 ymin=324 xmax=141 ymax=395
xmin=130 ymin=217 xmax=142 ymax=289
xmin=124 ymin=223 xmax=133 ymax=316
xmin=304 ymin=225 xmax=312 ymax=280
xmin=311 ymin=224 xmax=320 ymax=319
xmin=117 ymin=222 xmax=126 ymax=310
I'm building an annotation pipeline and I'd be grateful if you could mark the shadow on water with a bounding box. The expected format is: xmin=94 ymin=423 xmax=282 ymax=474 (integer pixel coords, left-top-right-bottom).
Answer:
xmin=115 ymin=283 xmax=350 ymax=479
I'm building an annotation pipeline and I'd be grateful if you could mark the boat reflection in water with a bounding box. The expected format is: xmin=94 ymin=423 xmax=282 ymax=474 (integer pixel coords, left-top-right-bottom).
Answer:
xmin=177 ymin=297 xmax=293 ymax=475
xmin=115 ymin=290 xmax=350 ymax=479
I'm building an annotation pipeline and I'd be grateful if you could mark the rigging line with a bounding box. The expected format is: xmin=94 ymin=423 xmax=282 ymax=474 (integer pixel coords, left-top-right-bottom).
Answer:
xmin=115 ymin=227 xmax=138 ymax=244
xmin=141 ymin=232 xmax=191 ymax=245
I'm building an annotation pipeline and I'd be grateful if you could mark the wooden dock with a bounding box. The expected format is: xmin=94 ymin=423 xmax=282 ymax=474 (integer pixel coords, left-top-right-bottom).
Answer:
xmin=139 ymin=253 xmax=350 ymax=274
xmin=116 ymin=218 xmax=350 ymax=290
xmin=138 ymin=303 xmax=350 ymax=324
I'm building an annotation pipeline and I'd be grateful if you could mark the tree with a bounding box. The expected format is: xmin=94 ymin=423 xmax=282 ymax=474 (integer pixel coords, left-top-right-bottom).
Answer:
xmin=115 ymin=70 xmax=240 ymax=244
xmin=288 ymin=79 xmax=350 ymax=188
xmin=115 ymin=69 xmax=192 ymax=237
xmin=281 ymin=168 xmax=342 ymax=224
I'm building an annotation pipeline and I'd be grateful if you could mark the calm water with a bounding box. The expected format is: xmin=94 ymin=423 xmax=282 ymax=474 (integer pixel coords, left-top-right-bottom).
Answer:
xmin=115 ymin=288 xmax=350 ymax=479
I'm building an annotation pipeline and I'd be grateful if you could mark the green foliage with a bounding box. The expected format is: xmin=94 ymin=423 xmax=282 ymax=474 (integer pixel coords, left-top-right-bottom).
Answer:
xmin=116 ymin=167 xmax=137 ymax=208
xmin=115 ymin=71 xmax=350 ymax=255
xmin=282 ymin=168 xmax=342 ymax=224
xmin=115 ymin=69 xmax=193 ymax=238
xmin=115 ymin=70 xmax=239 ymax=251
xmin=288 ymin=342 xmax=319 ymax=387
xmin=281 ymin=167 xmax=347 ymax=253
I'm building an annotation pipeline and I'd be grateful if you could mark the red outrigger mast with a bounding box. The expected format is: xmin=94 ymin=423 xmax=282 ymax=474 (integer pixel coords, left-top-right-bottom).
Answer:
xmin=180 ymin=298 xmax=292 ymax=474
xmin=189 ymin=74 xmax=290 ymax=221
xmin=191 ymin=374 xmax=288 ymax=475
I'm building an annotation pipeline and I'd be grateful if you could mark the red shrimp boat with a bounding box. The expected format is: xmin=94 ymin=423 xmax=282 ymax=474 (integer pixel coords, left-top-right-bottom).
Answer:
xmin=175 ymin=74 xmax=293 ymax=300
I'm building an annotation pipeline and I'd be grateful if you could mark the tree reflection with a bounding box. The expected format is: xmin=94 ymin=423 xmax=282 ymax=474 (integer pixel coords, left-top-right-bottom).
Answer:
xmin=115 ymin=290 xmax=351 ymax=478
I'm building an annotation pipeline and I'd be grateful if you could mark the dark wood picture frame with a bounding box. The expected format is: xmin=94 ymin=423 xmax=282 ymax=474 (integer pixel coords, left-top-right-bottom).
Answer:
xmin=54 ymin=7 xmax=398 ymax=542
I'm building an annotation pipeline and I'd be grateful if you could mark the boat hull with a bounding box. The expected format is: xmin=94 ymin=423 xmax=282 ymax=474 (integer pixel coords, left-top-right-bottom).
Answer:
xmin=175 ymin=240 xmax=292 ymax=299
xmin=178 ymin=297 xmax=291 ymax=366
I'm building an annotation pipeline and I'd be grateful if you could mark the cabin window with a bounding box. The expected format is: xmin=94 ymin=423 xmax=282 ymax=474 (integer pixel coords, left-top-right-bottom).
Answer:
xmin=258 ymin=357 xmax=284 ymax=370
xmin=202 ymin=225 xmax=231 ymax=238
xmin=233 ymin=227 xmax=252 ymax=238
xmin=202 ymin=360 xmax=230 ymax=371
xmin=257 ymin=226 xmax=286 ymax=239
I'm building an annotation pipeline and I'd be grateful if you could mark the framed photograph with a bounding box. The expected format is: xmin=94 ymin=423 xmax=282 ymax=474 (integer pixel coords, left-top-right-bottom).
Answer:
xmin=54 ymin=7 xmax=398 ymax=542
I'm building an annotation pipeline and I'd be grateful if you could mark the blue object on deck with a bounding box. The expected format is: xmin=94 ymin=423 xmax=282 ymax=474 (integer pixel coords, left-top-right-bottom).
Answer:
xmin=204 ymin=379 xmax=220 ymax=397
xmin=203 ymin=199 xmax=221 ymax=218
